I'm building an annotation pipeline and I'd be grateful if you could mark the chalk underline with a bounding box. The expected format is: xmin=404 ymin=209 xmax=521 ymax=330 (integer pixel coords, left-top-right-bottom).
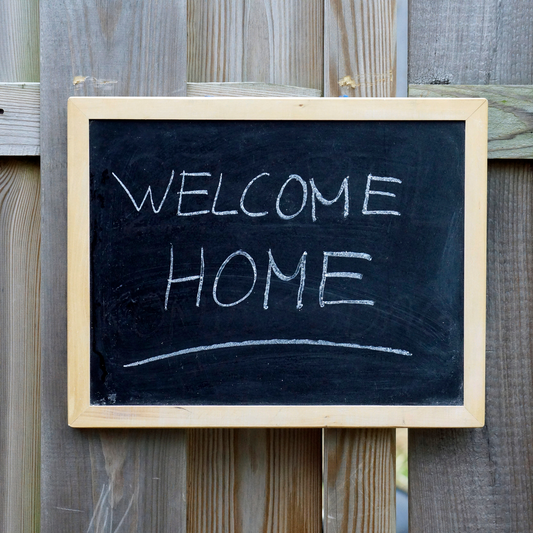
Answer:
xmin=123 ymin=339 xmax=412 ymax=368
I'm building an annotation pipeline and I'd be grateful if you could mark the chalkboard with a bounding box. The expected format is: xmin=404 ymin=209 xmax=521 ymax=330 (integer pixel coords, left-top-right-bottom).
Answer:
xmin=68 ymin=97 xmax=487 ymax=428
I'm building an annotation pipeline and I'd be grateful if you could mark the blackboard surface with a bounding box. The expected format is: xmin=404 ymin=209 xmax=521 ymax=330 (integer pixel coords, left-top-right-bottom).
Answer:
xmin=89 ymin=118 xmax=465 ymax=407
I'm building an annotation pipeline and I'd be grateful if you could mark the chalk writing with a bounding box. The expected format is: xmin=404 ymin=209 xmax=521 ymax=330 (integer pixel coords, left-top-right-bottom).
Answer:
xmin=213 ymin=250 xmax=258 ymax=307
xmin=310 ymin=177 xmax=349 ymax=221
xmin=164 ymin=248 xmax=374 ymax=310
xmin=362 ymin=174 xmax=402 ymax=216
xmin=276 ymin=174 xmax=308 ymax=220
xmin=112 ymin=171 xmax=402 ymax=220
xmin=240 ymin=172 xmax=269 ymax=217
xmin=112 ymin=168 xmax=405 ymax=365
xmin=88 ymin=118 xmax=467 ymax=408
xmin=112 ymin=171 xmax=174 ymax=213
xmin=177 ymin=171 xmax=212 ymax=216
xmin=165 ymin=244 xmax=204 ymax=310
xmin=264 ymin=250 xmax=307 ymax=310
xmin=124 ymin=339 xmax=412 ymax=368
xmin=212 ymin=174 xmax=238 ymax=216
xmin=319 ymin=252 xmax=374 ymax=307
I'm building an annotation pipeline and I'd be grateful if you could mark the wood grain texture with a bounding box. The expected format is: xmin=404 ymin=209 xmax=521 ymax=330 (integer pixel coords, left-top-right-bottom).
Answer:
xmin=40 ymin=1 xmax=188 ymax=531
xmin=187 ymin=0 xmax=323 ymax=91
xmin=1 ymin=1 xmax=40 ymax=532
xmin=187 ymin=429 xmax=322 ymax=533
xmin=409 ymin=85 xmax=533 ymax=159
xmin=409 ymin=1 xmax=533 ymax=531
xmin=0 ymin=0 xmax=39 ymax=82
xmin=187 ymin=82 xmax=321 ymax=97
xmin=409 ymin=0 xmax=533 ymax=85
xmin=324 ymin=0 xmax=397 ymax=97
xmin=0 ymin=158 xmax=40 ymax=533
xmin=324 ymin=429 xmax=396 ymax=533
xmin=323 ymin=2 xmax=397 ymax=530
xmin=186 ymin=3 xmax=323 ymax=531
xmin=410 ymin=162 xmax=533 ymax=532
xmin=0 ymin=83 xmax=40 ymax=156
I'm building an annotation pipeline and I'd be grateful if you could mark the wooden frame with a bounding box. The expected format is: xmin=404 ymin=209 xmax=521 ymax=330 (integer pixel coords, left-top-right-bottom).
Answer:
xmin=68 ymin=97 xmax=487 ymax=428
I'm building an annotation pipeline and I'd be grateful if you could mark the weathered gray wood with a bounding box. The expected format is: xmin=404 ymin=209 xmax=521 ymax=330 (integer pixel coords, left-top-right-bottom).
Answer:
xmin=409 ymin=0 xmax=533 ymax=85
xmin=0 ymin=158 xmax=40 ymax=533
xmin=0 ymin=83 xmax=40 ymax=156
xmin=188 ymin=0 xmax=323 ymax=91
xmin=0 ymin=0 xmax=39 ymax=82
xmin=410 ymin=161 xmax=533 ymax=532
xmin=324 ymin=0 xmax=397 ymax=97
xmin=40 ymin=1 xmax=188 ymax=531
xmin=0 ymin=80 xmax=317 ymax=157
xmin=0 ymin=1 xmax=40 ymax=532
xmin=323 ymin=2 xmax=397 ymax=531
xmin=409 ymin=85 xmax=533 ymax=159
xmin=186 ymin=3 xmax=324 ymax=531
xmin=6 ymin=81 xmax=532 ymax=158
xmin=409 ymin=2 xmax=533 ymax=529
xmin=187 ymin=82 xmax=321 ymax=97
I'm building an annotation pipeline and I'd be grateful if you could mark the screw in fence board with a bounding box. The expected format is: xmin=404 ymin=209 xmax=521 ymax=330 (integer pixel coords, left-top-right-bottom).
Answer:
xmin=40 ymin=1 xmax=188 ymax=531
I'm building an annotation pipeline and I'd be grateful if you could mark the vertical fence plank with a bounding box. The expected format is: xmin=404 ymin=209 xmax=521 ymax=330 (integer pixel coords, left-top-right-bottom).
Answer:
xmin=40 ymin=1 xmax=188 ymax=531
xmin=323 ymin=1 xmax=397 ymax=531
xmin=0 ymin=0 xmax=39 ymax=82
xmin=324 ymin=429 xmax=396 ymax=533
xmin=188 ymin=0 xmax=323 ymax=91
xmin=409 ymin=0 xmax=533 ymax=86
xmin=409 ymin=1 xmax=533 ymax=531
xmin=409 ymin=162 xmax=533 ymax=531
xmin=186 ymin=2 xmax=323 ymax=532
xmin=0 ymin=158 xmax=40 ymax=533
xmin=0 ymin=0 xmax=40 ymax=532
xmin=188 ymin=429 xmax=322 ymax=533
xmin=324 ymin=0 xmax=396 ymax=97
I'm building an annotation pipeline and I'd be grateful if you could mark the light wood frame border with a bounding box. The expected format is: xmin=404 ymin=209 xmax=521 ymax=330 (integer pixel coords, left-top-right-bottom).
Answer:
xmin=68 ymin=97 xmax=487 ymax=428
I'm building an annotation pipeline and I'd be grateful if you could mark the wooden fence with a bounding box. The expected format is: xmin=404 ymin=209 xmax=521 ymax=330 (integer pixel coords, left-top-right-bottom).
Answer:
xmin=1 ymin=0 xmax=532 ymax=531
